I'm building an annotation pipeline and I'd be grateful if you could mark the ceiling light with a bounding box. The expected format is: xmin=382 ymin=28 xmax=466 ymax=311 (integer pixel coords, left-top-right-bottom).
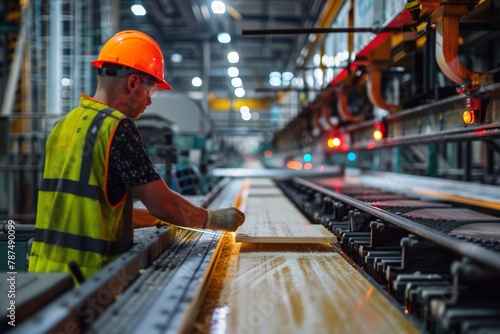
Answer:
xmin=227 ymin=51 xmax=239 ymax=63
xmin=170 ymin=53 xmax=183 ymax=63
xmin=234 ymin=87 xmax=245 ymax=97
xmin=231 ymin=77 xmax=242 ymax=87
xmin=241 ymin=112 xmax=251 ymax=121
xmin=217 ymin=32 xmax=231 ymax=44
xmin=227 ymin=67 xmax=239 ymax=77
xmin=131 ymin=1 xmax=146 ymax=16
xmin=211 ymin=1 xmax=226 ymax=14
xmin=313 ymin=54 xmax=321 ymax=67
xmin=61 ymin=78 xmax=71 ymax=86
xmin=192 ymin=77 xmax=202 ymax=87
xmin=269 ymin=77 xmax=281 ymax=87
xmin=282 ymin=72 xmax=293 ymax=85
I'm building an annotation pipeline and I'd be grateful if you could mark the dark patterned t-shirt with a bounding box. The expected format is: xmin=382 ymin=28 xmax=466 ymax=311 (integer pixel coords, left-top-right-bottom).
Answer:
xmin=107 ymin=118 xmax=161 ymax=205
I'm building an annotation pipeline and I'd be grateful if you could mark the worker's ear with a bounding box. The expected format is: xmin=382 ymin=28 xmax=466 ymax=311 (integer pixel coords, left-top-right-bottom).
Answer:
xmin=127 ymin=73 xmax=142 ymax=92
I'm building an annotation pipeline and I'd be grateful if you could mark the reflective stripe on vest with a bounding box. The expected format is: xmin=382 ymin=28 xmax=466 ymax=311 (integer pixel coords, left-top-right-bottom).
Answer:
xmin=34 ymin=228 xmax=131 ymax=256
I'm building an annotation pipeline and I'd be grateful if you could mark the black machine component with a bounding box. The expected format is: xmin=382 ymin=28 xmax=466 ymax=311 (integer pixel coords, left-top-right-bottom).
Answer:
xmin=276 ymin=176 xmax=500 ymax=333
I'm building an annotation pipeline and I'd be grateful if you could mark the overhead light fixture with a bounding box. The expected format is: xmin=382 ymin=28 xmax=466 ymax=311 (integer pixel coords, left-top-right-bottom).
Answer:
xmin=231 ymin=77 xmax=242 ymax=87
xmin=269 ymin=77 xmax=281 ymax=87
xmin=227 ymin=67 xmax=239 ymax=77
xmin=241 ymin=112 xmax=251 ymax=121
xmin=234 ymin=87 xmax=245 ymax=97
xmin=269 ymin=71 xmax=281 ymax=86
xmin=227 ymin=51 xmax=239 ymax=64
xmin=217 ymin=32 xmax=231 ymax=44
xmin=192 ymin=77 xmax=202 ymax=87
xmin=131 ymin=1 xmax=146 ymax=16
xmin=170 ymin=53 xmax=183 ymax=63
xmin=211 ymin=1 xmax=226 ymax=14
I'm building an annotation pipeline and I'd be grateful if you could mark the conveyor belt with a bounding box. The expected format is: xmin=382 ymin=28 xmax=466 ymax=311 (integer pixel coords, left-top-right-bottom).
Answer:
xmin=192 ymin=178 xmax=421 ymax=333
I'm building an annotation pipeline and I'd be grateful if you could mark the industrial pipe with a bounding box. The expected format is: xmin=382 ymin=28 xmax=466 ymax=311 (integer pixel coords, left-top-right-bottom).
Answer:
xmin=435 ymin=1 xmax=491 ymax=86
xmin=336 ymin=89 xmax=364 ymax=123
xmin=366 ymin=68 xmax=401 ymax=113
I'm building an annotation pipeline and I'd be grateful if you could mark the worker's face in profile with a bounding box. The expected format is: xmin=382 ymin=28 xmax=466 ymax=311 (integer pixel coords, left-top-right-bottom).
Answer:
xmin=127 ymin=74 xmax=156 ymax=119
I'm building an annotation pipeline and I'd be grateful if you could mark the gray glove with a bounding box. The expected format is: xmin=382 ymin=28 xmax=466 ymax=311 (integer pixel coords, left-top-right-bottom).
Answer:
xmin=204 ymin=208 xmax=245 ymax=232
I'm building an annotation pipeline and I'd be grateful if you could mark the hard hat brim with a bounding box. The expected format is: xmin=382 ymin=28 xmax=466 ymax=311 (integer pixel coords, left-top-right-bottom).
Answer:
xmin=92 ymin=59 xmax=172 ymax=90
xmin=156 ymin=80 xmax=172 ymax=90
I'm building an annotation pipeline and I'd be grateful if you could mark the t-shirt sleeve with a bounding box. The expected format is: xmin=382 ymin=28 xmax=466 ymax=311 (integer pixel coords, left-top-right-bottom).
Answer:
xmin=109 ymin=118 xmax=161 ymax=189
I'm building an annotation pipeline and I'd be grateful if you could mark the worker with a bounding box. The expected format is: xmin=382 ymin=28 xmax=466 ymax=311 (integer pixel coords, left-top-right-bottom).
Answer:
xmin=28 ymin=30 xmax=245 ymax=281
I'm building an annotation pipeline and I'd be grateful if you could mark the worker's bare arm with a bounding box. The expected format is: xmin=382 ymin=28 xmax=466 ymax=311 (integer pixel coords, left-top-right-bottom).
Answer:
xmin=130 ymin=179 xmax=207 ymax=228
xmin=132 ymin=207 xmax=160 ymax=228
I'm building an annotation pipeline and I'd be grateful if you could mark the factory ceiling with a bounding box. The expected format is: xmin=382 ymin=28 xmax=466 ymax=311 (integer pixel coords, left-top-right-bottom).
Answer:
xmin=119 ymin=0 xmax=330 ymax=104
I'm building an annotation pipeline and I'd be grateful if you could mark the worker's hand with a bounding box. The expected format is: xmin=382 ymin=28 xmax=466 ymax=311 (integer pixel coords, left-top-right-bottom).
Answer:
xmin=204 ymin=208 xmax=245 ymax=232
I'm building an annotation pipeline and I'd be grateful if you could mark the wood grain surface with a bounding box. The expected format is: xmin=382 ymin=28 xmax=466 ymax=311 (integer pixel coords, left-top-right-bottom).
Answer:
xmin=236 ymin=188 xmax=336 ymax=244
xmin=192 ymin=177 xmax=421 ymax=333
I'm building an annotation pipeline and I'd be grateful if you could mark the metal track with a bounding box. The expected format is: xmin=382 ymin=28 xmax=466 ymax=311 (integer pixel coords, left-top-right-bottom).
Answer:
xmin=292 ymin=177 xmax=500 ymax=270
xmin=277 ymin=176 xmax=500 ymax=333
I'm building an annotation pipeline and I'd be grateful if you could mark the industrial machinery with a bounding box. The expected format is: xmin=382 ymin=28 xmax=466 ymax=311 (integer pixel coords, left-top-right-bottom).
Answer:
xmin=1 ymin=1 xmax=500 ymax=333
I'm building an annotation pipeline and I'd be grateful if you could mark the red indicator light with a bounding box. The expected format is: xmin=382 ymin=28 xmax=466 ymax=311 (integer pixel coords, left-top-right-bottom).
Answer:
xmin=372 ymin=121 xmax=386 ymax=141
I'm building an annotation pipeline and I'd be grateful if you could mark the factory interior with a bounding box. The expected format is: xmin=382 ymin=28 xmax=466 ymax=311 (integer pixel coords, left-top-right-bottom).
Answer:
xmin=1 ymin=0 xmax=500 ymax=333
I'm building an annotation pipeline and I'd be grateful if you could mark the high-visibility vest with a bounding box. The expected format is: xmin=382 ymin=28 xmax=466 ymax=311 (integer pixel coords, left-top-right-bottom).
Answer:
xmin=29 ymin=95 xmax=133 ymax=280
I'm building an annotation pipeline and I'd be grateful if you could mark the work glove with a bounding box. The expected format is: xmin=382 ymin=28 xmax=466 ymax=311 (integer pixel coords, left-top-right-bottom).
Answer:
xmin=204 ymin=207 xmax=245 ymax=232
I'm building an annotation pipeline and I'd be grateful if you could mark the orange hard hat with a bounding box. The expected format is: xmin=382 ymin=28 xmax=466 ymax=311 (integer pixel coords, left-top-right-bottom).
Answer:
xmin=92 ymin=30 xmax=172 ymax=90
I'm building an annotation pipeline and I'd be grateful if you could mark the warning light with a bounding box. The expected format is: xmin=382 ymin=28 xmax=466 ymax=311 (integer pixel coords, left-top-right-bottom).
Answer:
xmin=264 ymin=150 xmax=273 ymax=158
xmin=463 ymin=97 xmax=481 ymax=125
xmin=373 ymin=122 xmax=386 ymax=141
xmin=327 ymin=137 xmax=342 ymax=148
xmin=373 ymin=129 xmax=383 ymax=141
xmin=462 ymin=110 xmax=475 ymax=124
xmin=303 ymin=153 xmax=312 ymax=162
xmin=287 ymin=160 xmax=303 ymax=170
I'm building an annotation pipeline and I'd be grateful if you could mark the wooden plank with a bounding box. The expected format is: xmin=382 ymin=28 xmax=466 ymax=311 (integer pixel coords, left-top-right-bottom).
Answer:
xmin=235 ymin=189 xmax=337 ymax=244
xmin=247 ymin=187 xmax=283 ymax=196
xmin=192 ymin=242 xmax=421 ymax=334
xmin=249 ymin=178 xmax=276 ymax=188
xmin=236 ymin=224 xmax=337 ymax=243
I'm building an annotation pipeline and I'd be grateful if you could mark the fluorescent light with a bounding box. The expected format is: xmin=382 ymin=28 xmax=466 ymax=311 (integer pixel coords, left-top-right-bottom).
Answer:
xmin=269 ymin=71 xmax=281 ymax=78
xmin=192 ymin=77 xmax=202 ymax=87
xmin=61 ymin=78 xmax=71 ymax=86
xmin=170 ymin=53 xmax=183 ymax=63
xmin=211 ymin=1 xmax=226 ymax=14
xmin=234 ymin=87 xmax=245 ymax=97
xmin=231 ymin=77 xmax=242 ymax=87
xmin=269 ymin=77 xmax=281 ymax=87
xmin=217 ymin=33 xmax=231 ymax=44
xmin=227 ymin=67 xmax=239 ymax=77
xmin=131 ymin=3 xmax=146 ymax=16
xmin=227 ymin=51 xmax=239 ymax=64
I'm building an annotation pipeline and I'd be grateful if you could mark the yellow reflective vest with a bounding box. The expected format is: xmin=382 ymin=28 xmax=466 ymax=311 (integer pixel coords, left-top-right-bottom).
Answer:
xmin=29 ymin=95 xmax=133 ymax=280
